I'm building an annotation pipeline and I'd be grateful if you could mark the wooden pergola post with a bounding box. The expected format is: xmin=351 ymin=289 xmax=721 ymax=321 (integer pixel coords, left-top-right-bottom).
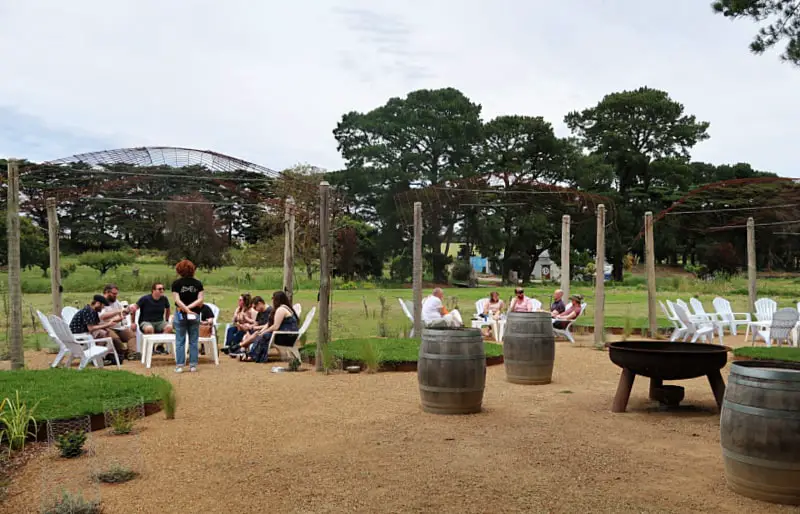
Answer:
xmin=560 ymin=214 xmax=571 ymax=299
xmin=47 ymin=197 xmax=63 ymax=316
xmin=6 ymin=159 xmax=23 ymax=369
xmin=645 ymin=212 xmax=657 ymax=337
xmin=594 ymin=204 xmax=606 ymax=348
xmin=412 ymin=202 xmax=423 ymax=339
xmin=747 ymin=217 xmax=756 ymax=312
xmin=317 ymin=183 xmax=330 ymax=370
xmin=282 ymin=197 xmax=295 ymax=304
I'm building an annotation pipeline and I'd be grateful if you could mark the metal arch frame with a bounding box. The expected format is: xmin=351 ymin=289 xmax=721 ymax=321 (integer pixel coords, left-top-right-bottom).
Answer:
xmin=44 ymin=146 xmax=280 ymax=177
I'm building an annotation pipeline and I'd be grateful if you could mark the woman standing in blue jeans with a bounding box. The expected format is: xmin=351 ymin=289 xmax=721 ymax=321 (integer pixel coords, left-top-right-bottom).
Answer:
xmin=171 ymin=259 xmax=204 ymax=373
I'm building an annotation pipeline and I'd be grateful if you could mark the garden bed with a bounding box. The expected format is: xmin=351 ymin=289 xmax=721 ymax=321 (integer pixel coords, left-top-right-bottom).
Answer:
xmin=301 ymin=337 xmax=504 ymax=372
xmin=0 ymin=368 xmax=168 ymax=441
xmin=732 ymin=346 xmax=800 ymax=363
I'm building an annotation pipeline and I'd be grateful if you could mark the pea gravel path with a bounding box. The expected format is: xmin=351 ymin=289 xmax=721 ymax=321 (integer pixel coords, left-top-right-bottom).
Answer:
xmin=2 ymin=337 xmax=794 ymax=513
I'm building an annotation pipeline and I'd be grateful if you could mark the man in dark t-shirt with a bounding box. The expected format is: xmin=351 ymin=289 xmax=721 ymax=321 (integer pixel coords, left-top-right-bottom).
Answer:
xmin=70 ymin=294 xmax=126 ymax=362
xmin=550 ymin=289 xmax=566 ymax=316
xmin=136 ymin=283 xmax=173 ymax=334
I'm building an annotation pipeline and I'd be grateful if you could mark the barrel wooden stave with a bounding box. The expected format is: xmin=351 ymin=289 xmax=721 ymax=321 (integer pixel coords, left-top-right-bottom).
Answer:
xmin=503 ymin=311 xmax=555 ymax=385
xmin=721 ymin=362 xmax=800 ymax=505
xmin=418 ymin=328 xmax=486 ymax=415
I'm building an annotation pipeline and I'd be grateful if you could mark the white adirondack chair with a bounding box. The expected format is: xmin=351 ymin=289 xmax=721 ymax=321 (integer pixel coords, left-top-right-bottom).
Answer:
xmin=673 ymin=303 xmax=715 ymax=343
xmin=665 ymin=301 xmax=690 ymax=341
xmin=553 ymin=303 xmax=587 ymax=344
xmin=712 ymin=297 xmax=751 ymax=336
xmin=758 ymin=308 xmax=799 ymax=347
xmin=61 ymin=306 xmax=79 ymax=325
xmin=659 ymin=301 xmax=685 ymax=342
xmin=197 ymin=302 xmax=220 ymax=366
xmin=38 ymin=311 xmax=70 ymax=368
xmin=746 ymin=298 xmax=778 ymax=342
xmin=399 ymin=299 xmax=415 ymax=336
xmin=48 ymin=315 xmax=119 ymax=370
xmin=531 ymin=299 xmax=543 ymax=312
xmin=689 ymin=298 xmax=724 ymax=344
xmin=267 ymin=306 xmax=316 ymax=362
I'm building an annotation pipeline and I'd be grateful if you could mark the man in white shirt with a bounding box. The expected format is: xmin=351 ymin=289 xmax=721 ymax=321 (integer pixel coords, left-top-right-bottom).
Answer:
xmin=99 ymin=283 xmax=139 ymax=359
xmin=421 ymin=288 xmax=463 ymax=328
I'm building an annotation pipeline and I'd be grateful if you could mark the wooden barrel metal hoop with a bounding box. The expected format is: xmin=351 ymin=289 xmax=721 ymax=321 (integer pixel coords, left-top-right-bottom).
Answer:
xmin=417 ymin=328 xmax=486 ymax=415
xmin=721 ymin=361 xmax=800 ymax=505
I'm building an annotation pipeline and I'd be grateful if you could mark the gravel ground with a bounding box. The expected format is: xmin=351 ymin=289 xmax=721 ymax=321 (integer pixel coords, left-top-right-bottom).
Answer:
xmin=2 ymin=336 xmax=796 ymax=514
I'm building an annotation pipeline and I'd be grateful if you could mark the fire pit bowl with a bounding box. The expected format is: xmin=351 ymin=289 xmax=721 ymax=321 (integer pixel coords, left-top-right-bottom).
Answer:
xmin=607 ymin=341 xmax=730 ymax=413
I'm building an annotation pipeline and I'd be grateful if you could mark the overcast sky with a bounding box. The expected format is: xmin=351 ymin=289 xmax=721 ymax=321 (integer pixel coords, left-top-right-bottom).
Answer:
xmin=1 ymin=0 xmax=798 ymax=176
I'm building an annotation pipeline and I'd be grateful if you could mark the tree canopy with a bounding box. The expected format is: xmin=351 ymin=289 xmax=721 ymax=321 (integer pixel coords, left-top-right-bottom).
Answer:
xmin=713 ymin=0 xmax=800 ymax=65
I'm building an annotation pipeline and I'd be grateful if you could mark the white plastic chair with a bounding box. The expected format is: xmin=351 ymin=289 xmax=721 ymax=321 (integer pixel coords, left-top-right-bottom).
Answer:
xmin=553 ymin=303 xmax=587 ymax=344
xmin=293 ymin=303 xmax=302 ymax=317
xmin=659 ymin=301 xmax=685 ymax=342
xmin=471 ymin=299 xmax=495 ymax=335
xmin=746 ymin=298 xmax=778 ymax=342
xmin=666 ymin=301 xmax=690 ymax=341
xmin=48 ymin=315 xmax=118 ymax=369
xmin=759 ymin=308 xmax=799 ymax=347
xmin=689 ymin=298 xmax=724 ymax=344
xmin=61 ymin=306 xmax=79 ymax=325
xmin=399 ymin=299 xmax=415 ymax=336
xmin=197 ymin=302 xmax=220 ymax=366
xmin=673 ymin=304 xmax=715 ymax=344
xmin=712 ymin=297 xmax=751 ymax=336
xmin=38 ymin=311 xmax=70 ymax=368
xmin=267 ymin=307 xmax=316 ymax=362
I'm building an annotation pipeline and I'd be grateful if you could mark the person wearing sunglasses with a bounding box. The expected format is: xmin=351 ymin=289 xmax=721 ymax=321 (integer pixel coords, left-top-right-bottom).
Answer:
xmin=509 ymin=288 xmax=535 ymax=313
xmin=136 ymin=282 xmax=173 ymax=353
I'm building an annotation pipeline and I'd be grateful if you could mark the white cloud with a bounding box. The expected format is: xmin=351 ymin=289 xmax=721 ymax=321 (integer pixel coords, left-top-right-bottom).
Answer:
xmin=1 ymin=0 xmax=798 ymax=176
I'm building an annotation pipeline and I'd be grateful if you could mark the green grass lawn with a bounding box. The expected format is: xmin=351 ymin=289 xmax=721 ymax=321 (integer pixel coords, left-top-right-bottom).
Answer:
xmin=300 ymin=337 xmax=504 ymax=364
xmin=0 ymin=368 xmax=169 ymax=421
xmin=3 ymin=260 xmax=800 ymax=358
xmin=733 ymin=346 xmax=800 ymax=363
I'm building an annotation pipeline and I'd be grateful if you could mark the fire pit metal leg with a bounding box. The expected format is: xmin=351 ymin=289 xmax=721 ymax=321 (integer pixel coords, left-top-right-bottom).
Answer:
xmin=649 ymin=378 xmax=663 ymax=400
xmin=612 ymin=368 xmax=636 ymax=413
xmin=707 ymin=370 xmax=726 ymax=412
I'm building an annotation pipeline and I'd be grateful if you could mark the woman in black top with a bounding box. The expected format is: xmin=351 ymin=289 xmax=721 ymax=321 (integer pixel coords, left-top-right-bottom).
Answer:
xmin=171 ymin=259 xmax=204 ymax=373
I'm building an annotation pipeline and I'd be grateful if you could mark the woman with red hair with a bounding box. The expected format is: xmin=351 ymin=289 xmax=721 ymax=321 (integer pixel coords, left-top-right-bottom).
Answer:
xmin=171 ymin=259 xmax=204 ymax=373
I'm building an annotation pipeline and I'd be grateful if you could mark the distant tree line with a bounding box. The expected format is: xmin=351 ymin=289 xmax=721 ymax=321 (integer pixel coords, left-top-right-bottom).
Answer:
xmin=2 ymin=84 xmax=798 ymax=283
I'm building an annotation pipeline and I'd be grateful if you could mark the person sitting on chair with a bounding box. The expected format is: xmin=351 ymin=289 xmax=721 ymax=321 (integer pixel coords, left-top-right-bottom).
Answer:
xmin=554 ymin=294 xmax=583 ymax=329
xmin=550 ymin=289 xmax=566 ymax=316
xmin=136 ymin=282 xmax=173 ymax=355
xmin=70 ymin=295 xmax=124 ymax=363
xmin=509 ymin=288 xmax=535 ymax=313
xmin=480 ymin=291 xmax=504 ymax=338
xmin=224 ymin=293 xmax=256 ymax=351
xmin=228 ymin=296 xmax=270 ymax=357
xmin=240 ymin=291 xmax=299 ymax=362
xmin=422 ymin=288 xmax=463 ymax=328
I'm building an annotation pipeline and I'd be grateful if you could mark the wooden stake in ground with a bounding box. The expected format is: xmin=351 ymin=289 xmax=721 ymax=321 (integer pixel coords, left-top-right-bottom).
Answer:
xmin=644 ymin=211 xmax=657 ymax=336
xmin=412 ymin=202 xmax=423 ymax=339
xmin=6 ymin=159 xmax=24 ymax=369
xmin=317 ymin=182 xmax=331 ymax=371
xmin=594 ymin=204 xmax=606 ymax=348
xmin=282 ymin=197 xmax=295 ymax=304
xmin=747 ymin=217 xmax=756 ymax=312
xmin=46 ymin=197 xmax=62 ymax=316
xmin=560 ymin=214 xmax=570 ymax=299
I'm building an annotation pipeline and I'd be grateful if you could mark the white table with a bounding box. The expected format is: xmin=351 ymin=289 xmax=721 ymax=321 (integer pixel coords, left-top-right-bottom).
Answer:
xmin=141 ymin=334 xmax=176 ymax=368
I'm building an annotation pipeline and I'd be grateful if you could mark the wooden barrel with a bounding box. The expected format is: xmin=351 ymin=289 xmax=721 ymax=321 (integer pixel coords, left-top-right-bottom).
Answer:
xmin=721 ymin=360 xmax=800 ymax=505
xmin=417 ymin=328 xmax=486 ymax=415
xmin=503 ymin=311 xmax=555 ymax=385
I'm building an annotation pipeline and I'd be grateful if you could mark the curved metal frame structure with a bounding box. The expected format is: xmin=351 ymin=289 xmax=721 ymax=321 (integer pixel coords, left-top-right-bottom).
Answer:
xmin=45 ymin=146 xmax=279 ymax=177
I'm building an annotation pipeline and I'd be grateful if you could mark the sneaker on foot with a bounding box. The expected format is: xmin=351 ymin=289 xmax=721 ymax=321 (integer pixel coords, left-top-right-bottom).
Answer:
xmin=189 ymin=366 xmax=197 ymax=373
xmin=175 ymin=367 xmax=183 ymax=374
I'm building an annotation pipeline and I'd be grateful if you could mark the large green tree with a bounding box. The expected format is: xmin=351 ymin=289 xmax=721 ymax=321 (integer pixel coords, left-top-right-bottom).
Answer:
xmin=332 ymin=88 xmax=483 ymax=282
xmin=565 ymin=87 xmax=710 ymax=280
xmin=713 ymin=0 xmax=800 ymax=65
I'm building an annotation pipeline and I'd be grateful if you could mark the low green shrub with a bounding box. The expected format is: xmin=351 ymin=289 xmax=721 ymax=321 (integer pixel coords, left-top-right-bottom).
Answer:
xmin=55 ymin=430 xmax=86 ymax=459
